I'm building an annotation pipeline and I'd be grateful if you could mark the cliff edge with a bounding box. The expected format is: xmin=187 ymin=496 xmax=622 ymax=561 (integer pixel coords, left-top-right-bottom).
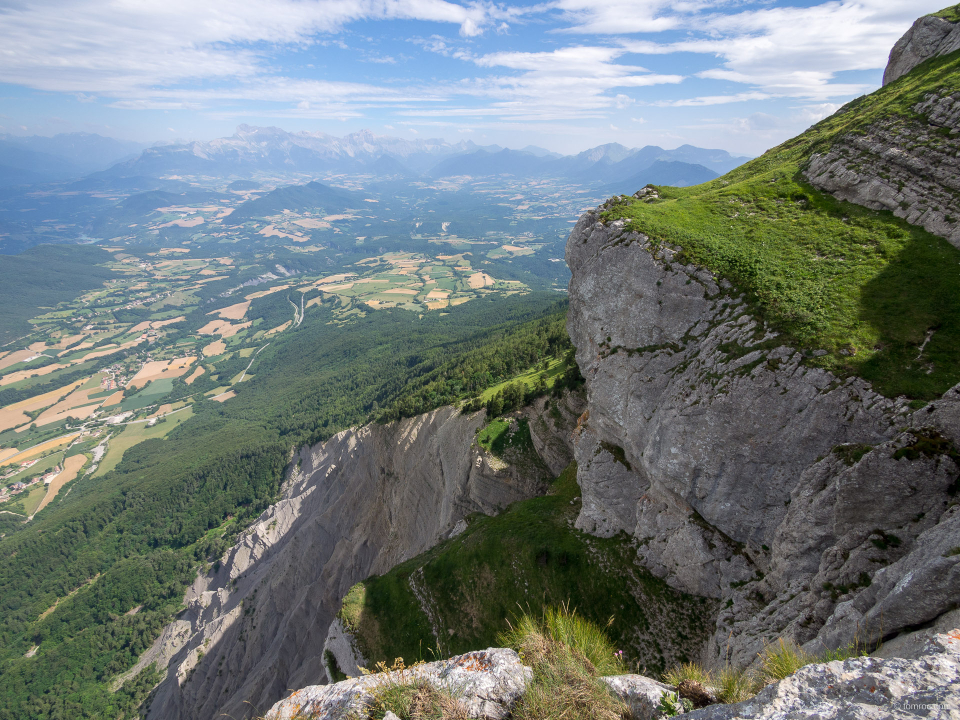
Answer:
xmin=567 ymin=11 xmax=960 ymax=669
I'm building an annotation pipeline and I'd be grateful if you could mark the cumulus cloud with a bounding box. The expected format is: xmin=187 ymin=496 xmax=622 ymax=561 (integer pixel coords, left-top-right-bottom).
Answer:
xmin=614 ymin=0 xmax=948 ymax=100
xmin=0 ymin=0 xmax=519 ymax=96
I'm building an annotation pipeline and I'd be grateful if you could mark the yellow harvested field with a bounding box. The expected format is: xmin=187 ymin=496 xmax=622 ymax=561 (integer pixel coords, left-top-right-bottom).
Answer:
xmin=148 ymin=404 xmax=174 ymax=419
xmin=382 ymin=288 xmax=419 ymax=295
xmin=426 ymin=300 xmax=448 ymax=310
xmin=318 ymin=282 xmax=353 ymax=291
xmin=426 ymin=290 xmax=450 ymax=300
xmin=198 ymin=320 xmax=250 ymax=338
xmin=58 ymin=341 xmax=93 ymax=357
xmin=0 ymin=448 xmax=19 ymax=464
xmin=203 ymin=340 xmax=226 ymax=357
xmin=0 ymin=361 xmax=62 ymax=386
xmin=199 ymin=268 xmax=218 ymax=275
xmin=33 ymin=402 xmax=99 ymax=428
xmin=102 ymin=391 xmax=124 ymax=407
xmin=5 ymin=434 xmax=80 ymax=464
xmin=33 ymin=379 xmax=109 ymax=426
xmin=210 ymin=301 xmax=250 ymax=320
xmin=450 ymin=297 xmax=470 ymax=306
xmin=34 ymin=455 xmax=86 ymax=515
xmin=28 ymin=341 xmax=47 ymax=352
xmin=152 ymin=316 xmax=185 ymax=328
xmin=128 ymin=357 xmax=197 ymax=389
xmin=53 ymin=334 xmax=86 ymax=349
xmin=265 ymin=321 xmax=291 ymax=336
xmin=467 ymin=272 xmax=495 ymax=289
xmin=157 ymin=247 xmax=191 ymax=254
xmin=130 ymin=321 xmax=152 ymax=333
xmin=158 ymin=216 xmax=204 ymax=228
xmin=293 ymin=218 xmax=331 ymax=229
xmin=0 ymin=350 xmax=40 ymax=371
xmin=184 ymin=366 xmax=205 ymax=384
xmin=245 ymin=286 xmax=286 ymax=300
xmin=213 ymin=390 xmax=235 ymax=403
xmin=258 ymin=224 xmax=304 ymax=240
xmin=323 ymin=214 xmax=354 ymax=221
xmin=79 ymin=337 xmax=148 ymax=363
xmin=0 ymin=380 xmax=85 ymax=432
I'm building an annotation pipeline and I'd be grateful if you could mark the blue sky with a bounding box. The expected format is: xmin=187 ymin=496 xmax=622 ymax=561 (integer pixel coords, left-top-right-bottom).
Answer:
xmin=0 ymin=0 xmax=949 ymax=155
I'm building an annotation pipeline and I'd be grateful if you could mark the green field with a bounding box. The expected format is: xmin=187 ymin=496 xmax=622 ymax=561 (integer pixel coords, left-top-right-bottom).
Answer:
xmin=480 ymin=357 xmax=565 ymax=402
xmin=94 ymin=408 xmax=194 ymax=477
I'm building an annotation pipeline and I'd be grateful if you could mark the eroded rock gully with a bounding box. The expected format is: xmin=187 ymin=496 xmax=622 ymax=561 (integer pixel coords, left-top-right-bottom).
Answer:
xmin=565 ymin=208 xmax=960 ymax=669
xmin=140 ymin=403 xmax=571 ymax=720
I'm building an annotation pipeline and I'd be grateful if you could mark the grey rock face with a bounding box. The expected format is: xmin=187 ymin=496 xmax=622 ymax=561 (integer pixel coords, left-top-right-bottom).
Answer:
xmin=687 ymin=630 xmax=960 ymax=720
xmin=523 ymin=390 xmax=585 ymax=477
xmin=140 ymin=407 xmax=548 ymax=720
xmin=265 ymin=648 xmax=531 ymax=720
xmin=884 ymin=14 xmax=960 ymax=86
xmin=601 ymin=674 xmax=674 ymax=720
xmin=804 ymin=93 xmax=960 ymax=249
xmin=322 ymin=617 xmax=366 ymax=682
xmin=565 ymin=208 xmax=960 ymax=667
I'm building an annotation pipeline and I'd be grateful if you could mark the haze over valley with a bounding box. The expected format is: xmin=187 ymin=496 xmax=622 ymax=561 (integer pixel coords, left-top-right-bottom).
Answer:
xmin=1 ymin=2 xmax=959 ymax=719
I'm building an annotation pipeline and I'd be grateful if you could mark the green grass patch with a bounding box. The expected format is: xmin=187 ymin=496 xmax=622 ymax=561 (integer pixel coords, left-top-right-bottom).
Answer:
xmin=479 ymin=358 xmax=564 ymax=402
xmin=338 ymin=463 xmax=714 ymax=676
xmin=499 ymin=607 xmax=628 ymax=720
xmin=604 ymin=49 xmax=960 ymax=399
xmin=118 ymin=378 xmax=174 ymax=412
xmin=932 ymin=4 xmax=960 ymax=22
xmin=94 ymin=409 xmax=194 ymax=477
xmin=476 ymin=419 xmax=510 ymax=455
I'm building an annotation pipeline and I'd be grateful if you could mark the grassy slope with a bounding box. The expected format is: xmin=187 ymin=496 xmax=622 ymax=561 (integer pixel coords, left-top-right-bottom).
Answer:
xmin=932 ymin=4 xmax=960 ymax=22
xmin=604 ymin=49 xmax=960 ymax=400
xmin=339 ymin=464 xmax=715 ymax=676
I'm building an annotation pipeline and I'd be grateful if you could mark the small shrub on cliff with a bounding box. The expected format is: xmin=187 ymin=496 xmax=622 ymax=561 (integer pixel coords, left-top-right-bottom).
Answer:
xmin=661 ymin=661 xmax=760 ymax=704
xmin=498 ymin=606 xmax=628 ymax=720
xmin=365 ymin=678 xmax=467 ymax=720
xmin=760 ymin=639 xmax=812 ymax=683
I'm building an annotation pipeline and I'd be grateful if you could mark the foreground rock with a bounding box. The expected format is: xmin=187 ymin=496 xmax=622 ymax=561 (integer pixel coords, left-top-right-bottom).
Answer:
xmin=266 ymin=648 xmax=530 ymax=720
xmin=268 ymin=633 xmax=960 ymax=720
xmin=688 ymin=630 xmax=960 ymax=719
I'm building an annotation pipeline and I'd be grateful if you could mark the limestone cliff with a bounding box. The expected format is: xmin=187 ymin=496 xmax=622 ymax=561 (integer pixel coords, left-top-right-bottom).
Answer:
xmin=883 ymin=11 xmax=960 ymax=86
xmin=139 ymin=406 xmax=554 ymax=720
xmin=564 ymin=16 xmax=960 ymax=669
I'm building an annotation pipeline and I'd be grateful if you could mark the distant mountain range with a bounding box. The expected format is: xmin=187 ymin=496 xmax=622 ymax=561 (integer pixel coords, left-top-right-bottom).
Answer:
xmin=0 ymin=132 xmax=145 ymax=185
xmin=0 ymin=125 xmax=751 ymax=191
xmin=99 ymin=125 xmax=749 ymax=188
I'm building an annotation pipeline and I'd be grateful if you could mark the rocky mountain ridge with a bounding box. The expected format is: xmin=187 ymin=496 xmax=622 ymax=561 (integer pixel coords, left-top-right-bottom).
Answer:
xmin=564 ymin=7 xmax=960 ymax=669
xmin=136 ymin=404 xmax=560 ymax=720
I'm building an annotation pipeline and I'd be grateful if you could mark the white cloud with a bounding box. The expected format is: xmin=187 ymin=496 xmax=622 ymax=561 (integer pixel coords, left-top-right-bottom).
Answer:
xmin=0 ymin=0 xmax=520 ymax=96
xmin=615 ymin=0 xmax=949 ymax=100
xmin=650 ymin=91 xmax=770 ymax=107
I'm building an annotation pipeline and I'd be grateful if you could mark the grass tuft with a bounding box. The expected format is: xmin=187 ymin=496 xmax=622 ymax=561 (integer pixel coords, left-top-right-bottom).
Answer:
xmin=759 ymin=639 xmax=812 ymax=683
xmin=498 ymin=607 xmax=628 ymax=720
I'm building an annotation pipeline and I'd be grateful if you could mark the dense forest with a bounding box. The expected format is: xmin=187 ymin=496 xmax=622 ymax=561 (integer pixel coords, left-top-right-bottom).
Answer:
xmin=0 ymin=292 xmax=572 ymax=719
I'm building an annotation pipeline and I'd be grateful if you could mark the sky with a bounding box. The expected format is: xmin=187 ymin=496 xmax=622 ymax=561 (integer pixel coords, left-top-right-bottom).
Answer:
xmin=0 ymin=0 xmax=950 ymax=156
